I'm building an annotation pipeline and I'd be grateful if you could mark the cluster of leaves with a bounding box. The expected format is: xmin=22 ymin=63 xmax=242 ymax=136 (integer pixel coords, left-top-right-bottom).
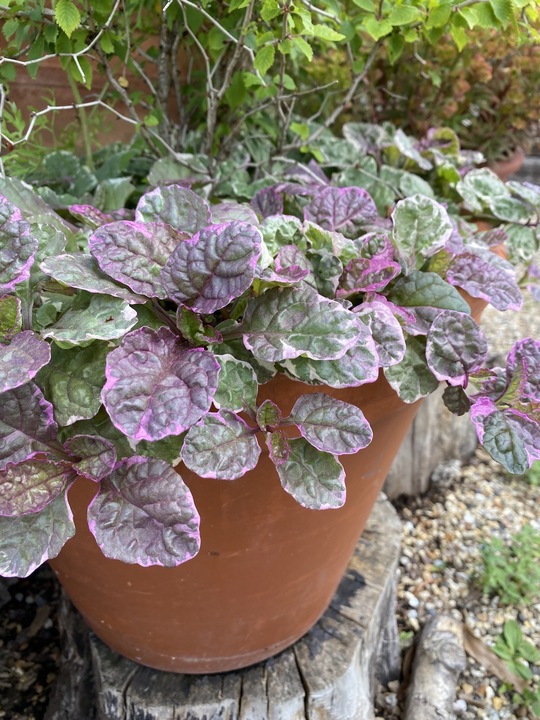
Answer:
xmin=495 ymin=619 xmax=540 ymax=717
xmin=0 ymin=124 xmax=540 ymax=577
xmin=479 ymin=525 xmax=540 ymax=605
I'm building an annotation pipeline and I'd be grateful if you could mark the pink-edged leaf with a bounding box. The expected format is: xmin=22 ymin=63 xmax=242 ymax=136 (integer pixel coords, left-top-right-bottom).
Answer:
xmin=241 ymin=286 xmax=361 ymax=362
xmin=181 ymin=410 xmax=261 ymax=480
xmin=0 ymin=383 xmax=58 ymax=471
xmin=0 ymin=331 xmax=50 ymax=393
xmin=355 ymin=301 xmax=405 ymax=367
xmin=214 ymin=354 xmax=258 ymax=413
xmin=89 ymin=221 xmax=186 ymax=299
xmin=304 ymin=187 xmax=378 ymax=238
xmin=446 ymin=252 xmax=522 ymax=312
xmin=276 ymin=438 xmax=345 ymax=510
xmin=63 ymin=435 xmax=117 ymax=482
xmin=0 ymin=493 xmax=75 ymax=578
xmin=0 ymin=458 xmax=75 ymax=516
xmin=426 ymin=310 xmax=487 ymax=386
xmin=161 ymin=222 xmax=262 ymax=313
xmin=40 ymin=254 xmax=146 ymax=303
xmin=275 ymin=245 xmax=310 ymax=281
xmin=266 ymin=431 xmax=290 ymax=466
xmin=251 ymin=186 xmax=284 ymax=218
xmin=290 ymin=393 xmax=372 ymax=455
xmin=337 ymin=256 xmax=400 ymax=296
xmin=256 ymin=399 xmax=283 ymax=430
xmin=88 ymin=456 xmax=200 ymax=567
xmin=68 ymin=204 xmax=115 ymax=229
xmin=135 ymin=185 xmax=210 ymax=234
xmin=0 ymin=195 xmax=37 ymax=294
xmin=384 ymin=336 xmax=439 ymax=403
xmin=506 ymin=338 xmax=540 ymax=402
xmin=356 ymin=231 xmax=396 ymax=263
xmin=102 ymin=326 xmax=219 ymax=441
xmin=211 ymin=201 xmax=259 ymax=225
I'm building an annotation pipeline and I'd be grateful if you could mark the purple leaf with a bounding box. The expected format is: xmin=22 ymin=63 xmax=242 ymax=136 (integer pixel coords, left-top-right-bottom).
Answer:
xmin=0 ymin=195 xmax=37 ymax=294
xmin=337 ymin=256 xmax=400 ymax=296
xmin=290 ymin=393 xmax=373 ymax=455
xmin=274 ymin=245 xmax=311 ymax=281
xmin=446 ymin=252 xmax=522 ymax=312
xmin=251 ymin=186 xmax=284 ymax=218
xmin=304 ymin=187 xmax=378 ymax=238
xmin=0 ymin=493 xmax=75 ymax=578
xmin=68 ymin=204 xmax=115 ymax=229
xmin=0 ymin=458 xmax=75 ymax=517
xmin=241 ymin=286 xmax=362 ymax=362
xmin=0 ymin=331 xmax=51 ymax=393
xmin=0 ymin=383 xmax=58 ymax=471
xmin=355 ymin=301 xmax=406 ymax=367
xmin=356 ymin=231 xmax=396 ymax=262
xmin=181 ymin=410 xmax=261 ymax=480
xmin=135 ymin=185 xmax=211 ymax=234
xmin=102 ymin=326 xmax=219 ymax=441
xmin=89 ymin=221 xmax=186 ymax=299
xmin=161 ymin=222 xmax=262 ymax=314
xmin=88 ymin=456 xmax=200 ymax=567
xmin=426 ymin=310 xmax=488 ymax=386
xmin=211 ymin=202 xmax=259 ymax=225
xmin=266 ymin=431 xmax=290 ymax=466
xmin=506 ymin=338 xmax=540 ymax=402
xmin=63 ymin=435 xmax=117 ymax=482
xmin=276 ymin=438 xmax=345 ymax=510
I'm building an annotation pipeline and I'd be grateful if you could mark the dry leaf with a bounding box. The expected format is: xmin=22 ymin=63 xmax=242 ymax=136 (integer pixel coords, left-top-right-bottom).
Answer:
xmin=463 ymin=626 xmax=527 ymax=694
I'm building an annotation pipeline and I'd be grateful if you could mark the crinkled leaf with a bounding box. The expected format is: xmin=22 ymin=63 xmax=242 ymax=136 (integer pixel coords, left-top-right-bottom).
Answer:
xmin=136 ymin=434 xmax=185 ymax=466
xmin=68 ymin=204 xmax=115 ymax=229
xmin=392 ymin=129 xmax=432 ymax=170
xmin=211 ymin=201 xmax=259 ymax=225
xmin=457 ymin=168 xmax=509 ymax=209
xmin=275 ymin=245 xmax=311 ymax=281
xmin=175 ymin=305 xmax=223 ymax=346
xmin=0 ymin=493 xmax=75 ymax=578
xmin=40 ymin=254 xmax=146 ymax=303
xmin=242 ymin=286 xmax=361 ymax=362
xmin=290 ymin=393 xmax=372 ymax=455
xmin=214 ymin=336 xmax=276 ymax=384
xmin=251 ymin=187 xmax=284 ymax=219
xmin=259 ymin=215 xmax=304 ymax=256
xmin=276 ymin=438 xmax=345 ymax=509
xmin=42 ymin=295 xmax=138 ymax=345
xmin=474 ymin=407 xmax=535 ymax=475
xmin=304 ymin=187 xmax=378 ymax=239
xmin=181 ymin=411 xmax=261 ymax=479
xmin=489 ymin=197 xmax=533 ymax=224
xmin=338 ymin=256 xmax=400 ymax=296
xmin=507 ymin=181 xmax=540 ymax=209
xmin=0 ymin=383 xmax=58 ymax=471
xmin=63 ymin=435 xmax=116 ymax=481
xmin=384 ymin=336 xmax=439 ymax=403
xmin=0 ymin=195 xmax=37 ymax=294
xmin=391 ymin=195 xmax=453 ymax=274
xmin=306 ymin=249 xmax=343 ymax=298
xmin=506 ymin=338 xmax=540 ymax=402
xmin=31 ymin=223 xmax=67 ymax=266
xmin=426 ymin=310 xmax=487 ymax=385
xmin=442 ymin=385 xmax=471 ymax=416
xmin=90 ymin=221 xmax=185 ymax=299
xmin=214 ymin=354 xmax=258 ymax=413
xmin=161 ymin=222 xmax=262 ymax=313
xmin=0 ymin=331 xmax=50 ymax=393
xmin=0 ymin=459 xmax=75 ymax=516
xmin=38 ymin=343 xmax=108 ymax=426
xmin=0 ymin=295 xmax=21 ymax=340
xmin=503 ymin=225 xmax=538 ymax=265
xmin=135 ymin=185 xmax=210 ymax=234
xmin=88 ymin=456 xmax=200 ymax=567
xmin=266 ymin=431 xmax=290 ymax=466
xmin=355 ymin=301 xmax=405 ymax=367
xmin=446 ymin=252 xmax=522 ymax=311
xmin=256 ymin=399 xmax=282 ymax=430
xmin=303 ymin=222 xmax=357 ymax=263
xmin=102 ymin=326 xmax=219 ymax=441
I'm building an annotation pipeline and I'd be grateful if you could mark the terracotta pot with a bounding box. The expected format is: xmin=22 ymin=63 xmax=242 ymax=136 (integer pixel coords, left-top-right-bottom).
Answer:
xmin=50 ymin=372 xmax=423 ymax=673
xmin=488 ymin=146 xmax=526 ymax=182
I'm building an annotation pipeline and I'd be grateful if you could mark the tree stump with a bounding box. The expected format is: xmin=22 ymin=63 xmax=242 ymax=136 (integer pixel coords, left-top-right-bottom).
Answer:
xmin=46 ymin=495 xmax=401 ymax=720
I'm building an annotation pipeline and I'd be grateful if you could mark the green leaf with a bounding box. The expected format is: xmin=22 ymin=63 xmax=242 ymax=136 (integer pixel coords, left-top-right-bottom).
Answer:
xmin=290 ymin=122 xmax=310 ymax=141
xmin=387 ymin=34 xmax=405 ymax=64
xmin=312 ymin=24 xmax=345 ymax=41
xmin=2 ymin=18 xmax=19 ymax=41
xmin=0 ymin=296 xmax=21 ymax=341
xmin=363 ymin=16 xmax=393 ymax=40
xmin=490 ymin=0 xmax=513 ymax=25
xmin=503 ymin=619 xmax=523 ymax=653
xmin=214 ymin=354 xmax=258 ymax=413
xmin=292 ymin=36 xmax=313 ymax=61
xmin=384 ymin=336 xmax=439 ymax=404
xmin=351 ymin=0 xmax=375 ymax=10
xmin=387 ymin=5 xmax=422 ymax=26
xmin=426 ymin=4 xmax=452 ymax=28
xmin=254 ymin=45 xmax=275 ymax=75
xmin=55 ymin=0 xmax=81 ymax=37
xmin=450 ymin=23 xmax=468 ymax=51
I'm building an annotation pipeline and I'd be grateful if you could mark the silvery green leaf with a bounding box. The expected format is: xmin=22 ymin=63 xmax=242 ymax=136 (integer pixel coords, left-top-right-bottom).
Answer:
xmin=304 ymin=186 xmax=378 ymax=239
xmin=242 ymin=286 xmax=361 ymax=363
xmin=303 ymin=221 xmax=356 ymax=262
xmin=63 ymin=435 xmax=116 ymax=482
xmin=182 ymin=411 xmax=261 ymax=479
xmin=32 ymin=223 xmax=67 ymax=265
xmin=42 ymin=295 xmax=138 ymax=345
xmin=0 ymin=177 xmax=74 ymax=238
xmin=93 ymin=178 xmax=135 ymax=212
xmin=0 ymin=494 xmax=75 ymax=578
xmin=355 ymin=301 xmax=405 ymax=367
xmin=38 ymin=343 xmax=108 ymax=426
xmin=457 ymin=168 xmax=509 ymax=206
xmin=147 ymin=156 xmax=210 ymax=186
xmin=384 ymin=336 xmax=439 ymax=403
xmin=59 ymin=407 xmax=133 ymax=460
xmin=214 ymin=338 xmax=276 ymax=384
xmin=259 ymin=215 xmax=304 ymax=256
xmin=102 ymin=326 xmax=219 ymax=441
xmin=161 ymin=222 xmax=262 ymax=314
xmin=507 ymin=180 xmax=540 ymax=209
xmin=337 ymin=255 xmax=400 ymax=296
xmin=0 ymin=459 xmax=75 ymax=516
xmin=0 ymin=195 xmax=37 ymax=293
xmin=426 ymin=310 xmax=487 ymax=385
xmin=488 ymin=197 xmax=533 ymax=223
xmin=135 ymin=185 xmax=210 ymax=234
xmin=266 ymin=431 xmax=290 ymax=466
xmin=393 ymin=128 xmax=432 ymax=170
xmin=503 ymin=225 xmax=538 ymax=265
xmin=40 ymin=254 xmax=146 ymax=303
xmin=211 ymin=202 xmax=259 ymax=225
xmin=256 ymin=400 xmax=282 ymax=430
xmin=0 ymin=383 xmax=58 ymax=471
xmin=290 ymin=393 xmax=372 ymax=455
xmin=89 ymin=221 xmax=185 ymax=299
xmin=446 ymin=252 xmax=522 ymax=311
xmin=391 ymin=195 xmax=453 ymax=274
xmin=0 ymin=295 xmax=21 ymax=340
xmin=307 ymin=249 xmax=343 ymax=298
xmin=0 ymin=331 xmax=50 ymax=393
xmin=276 ymin=438 xmax=345 ymax=510
xmin=88 ymin=456 xmax=200 ymax=567
xmin=477 ymin=409 xmax=534 ymax=475
xmin=442 ymin=385 xmax=471 ymax=416
xmin=214 ymin=354 xmax=258 ymax=413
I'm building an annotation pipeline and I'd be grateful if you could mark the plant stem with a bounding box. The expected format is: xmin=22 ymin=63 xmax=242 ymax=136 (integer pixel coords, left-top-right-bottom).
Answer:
xmin=67 ymin=72 xmax=94 ymax=170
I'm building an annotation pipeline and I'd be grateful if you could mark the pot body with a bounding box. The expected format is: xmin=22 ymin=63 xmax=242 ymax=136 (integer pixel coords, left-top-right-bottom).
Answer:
xmin=50 ymin=373 xmax=421 ymax=673
xmin=488 ymin=146 xmax=525 ymax=181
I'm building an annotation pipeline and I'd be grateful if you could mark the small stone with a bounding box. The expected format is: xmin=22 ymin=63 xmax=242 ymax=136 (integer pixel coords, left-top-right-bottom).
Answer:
xmin=462 ymin=683 xmax=474 ymax=695
xmin=454 ymin=698 xmax=468 ymax=714
xmin=384 ymin=693 xmax=398 ymax=708
xmin=387 ymin=680 xmax=400 ymax=693
xmin=492 ymin=696 xmax=504 ymax=711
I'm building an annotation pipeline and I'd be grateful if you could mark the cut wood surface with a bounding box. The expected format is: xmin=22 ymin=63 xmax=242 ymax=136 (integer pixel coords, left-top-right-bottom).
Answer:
xmin=46 ymin=494 xmax=402 ymax=720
